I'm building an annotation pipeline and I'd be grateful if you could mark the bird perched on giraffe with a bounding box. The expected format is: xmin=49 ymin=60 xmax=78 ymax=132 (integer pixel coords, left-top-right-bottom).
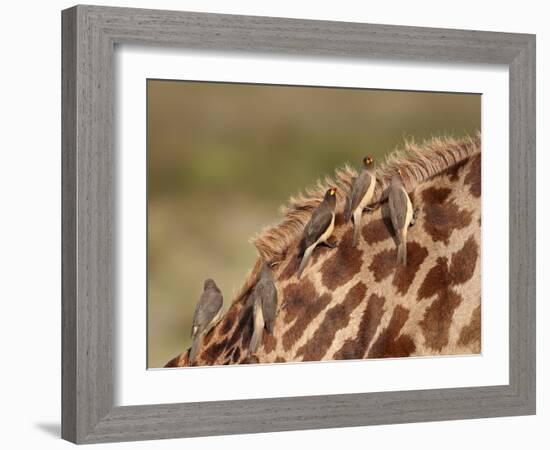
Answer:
xmin=344 ymin=155 xmax=376 ymax=246
xmin=248 ymin=262 xmax=278 ymax=359
xmin=297 ymin=186 xmax=338 ymax=278
xmin=388 ymin=168 xmax=415 ymax=265
xmin=189 ymin=278 xmax=223 ymax=364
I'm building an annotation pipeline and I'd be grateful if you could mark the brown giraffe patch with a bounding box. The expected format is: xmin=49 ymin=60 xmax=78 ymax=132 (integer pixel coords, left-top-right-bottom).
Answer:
xmin=368 ymin=305 xmax=415 ymax=358
xmin=418 ymin=257 xmax=450 ymax=300
xmin=449 ymin=235 xmax=479 ymax=285
xmin=422 ymin=187 xmax=473 ymax=244
xmin=392 ymin=242 xmax=429 ymax=295
xmin=202 ymin=337 xmax=229 ymax=365
xmin=334 ymin=212 xmax=346 ymax=227
xmin=369 ymin=248 xmax=395 ymax=282
xmin=220 ymin=306 xmax=239 ymax=336
xmin=362 ymin=217 xmax=393 ymax=245
xmin=423 ymin=187 xmax=452 ymax=204
xmin=417 ymin=241 xmax=477 ymax=351
xmin=446 ymin=159 xmax=469 ymax=182
xmin=281 ymin=279 xmax=317 ymax=324
xmin=279 ymin=248 xmax=300 ymax=281
xmin=458 ymin=304 xmax=481 ymax=350
xmin=465 ymin=153 xmax=481 ymax=198
xmin=296 ymin=282 xmax=367 ymax=361
xmin=281 ymin=281 xmax=333 ymax=351
xmin=262 ymin=331 xmax=277 ymax=353
xmin=274 ymin=357 xmax=287 ymax=363
xmin=310 ymin=239 xmax=339 ymax=266
xmin=334 ymin=293 xmax=386 ymax=360
xmin=420 ymin=288 xmax=463 ymax=351
xmin=418 ymin=236 xmax=478 ymax=302
xmin=225 ymin=304 xmax=253 ymax=350
xmin=368 ymin=242 xmax=428 ymax=294
xmin=202 ymin=325 xmax=217 ymax=347
xmin=320 ymin=228 xmax=363 ymax=290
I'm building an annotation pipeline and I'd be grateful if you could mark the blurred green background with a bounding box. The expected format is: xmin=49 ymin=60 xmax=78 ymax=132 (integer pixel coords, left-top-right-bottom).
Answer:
xmin=147 ymin=80 xmax=480 ymax=368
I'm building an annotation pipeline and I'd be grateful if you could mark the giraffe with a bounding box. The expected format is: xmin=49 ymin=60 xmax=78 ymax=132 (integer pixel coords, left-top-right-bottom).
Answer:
xmin=165 ymin=134 xmax=482 ymax=367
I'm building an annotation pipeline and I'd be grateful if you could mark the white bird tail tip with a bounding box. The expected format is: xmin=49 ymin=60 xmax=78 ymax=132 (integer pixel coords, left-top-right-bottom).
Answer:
xmin=249 ymin=326 xmax=263 ymax=357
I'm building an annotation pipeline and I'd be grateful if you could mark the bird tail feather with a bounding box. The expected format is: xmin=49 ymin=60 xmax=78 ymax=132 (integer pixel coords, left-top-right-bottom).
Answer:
xmin=396 ymin=231 xmax=407 ymax=265
xmin=297 ymin=245 xmax=314 ymax=279
xmin=249 ymin=326 xmax=264 ymax=357
xmin=249 ymin=305 xmax=265 ymax=357
xmin=188 ymin=334 xmax=201 ymax=365
xmin=352 ymin=210 xmax=362 ymax=246
xmin=344 ymin=198 xmax=352 ymax=222
xmin=397 ymin=243 xmax=406 ymax=265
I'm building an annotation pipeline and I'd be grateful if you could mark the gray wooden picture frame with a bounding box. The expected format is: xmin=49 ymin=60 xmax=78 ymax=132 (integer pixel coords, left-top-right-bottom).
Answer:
xmin=61 ymin=4 xmax=536 ymax=444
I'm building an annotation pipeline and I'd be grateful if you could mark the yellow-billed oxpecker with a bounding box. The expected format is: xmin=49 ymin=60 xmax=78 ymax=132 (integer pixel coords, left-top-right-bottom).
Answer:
xmin=249 ymin=262 xmax=278 ymax=358
xmin=344 ymin=155 xmax=376 ymax=246
xmin=388 ymin=169 xmax=414 ymax=265
xmin=297 ymin=187 xmax=338 ymax=278
xmin=189 ymin=278 xmax=223 ymax=364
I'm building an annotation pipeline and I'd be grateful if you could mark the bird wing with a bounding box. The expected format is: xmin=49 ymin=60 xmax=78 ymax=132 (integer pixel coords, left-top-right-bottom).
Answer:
xmin=389 ymin=186 xmax=409 ymax=236
xmin=303 ymin=202 xmax=333 ymax=249
xmin=346 ymin=171 xmax=373 ymax=220
xmin=261 ymin=282 xmax=278 ymax=333
xmin=193 ymin=289 xmax=223 ymax=332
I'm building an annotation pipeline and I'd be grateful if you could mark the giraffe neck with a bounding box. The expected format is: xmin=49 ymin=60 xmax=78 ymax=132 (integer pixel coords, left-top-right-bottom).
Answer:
xmin=166 ymin=135 xmax=481 ymax=367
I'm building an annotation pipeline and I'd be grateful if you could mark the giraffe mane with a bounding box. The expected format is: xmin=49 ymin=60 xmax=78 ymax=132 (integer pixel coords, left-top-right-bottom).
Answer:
xmin=251 ymin=133 xmax=481 ymax=263
xmin=225 ymin=133 xmax=480 ymax=314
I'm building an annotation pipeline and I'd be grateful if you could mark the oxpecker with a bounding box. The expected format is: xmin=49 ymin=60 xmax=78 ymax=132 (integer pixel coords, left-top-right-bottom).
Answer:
xmin=344 ymin=155 xmax=376 ymax=246
xmin=189 ymin=278 xmax=223 ymax=364
xmin=388 ymin=169 xmax=414 ymax=265
xmin=297 ymin=187 xmax=338 ymax=279
xmin=249 ymin=262 xmax=278 ymax=358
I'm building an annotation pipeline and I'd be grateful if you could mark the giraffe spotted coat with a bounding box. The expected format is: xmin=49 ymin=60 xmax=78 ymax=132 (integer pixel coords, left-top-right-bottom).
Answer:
xmin=166 ymin=134 xmax=482 ymax=367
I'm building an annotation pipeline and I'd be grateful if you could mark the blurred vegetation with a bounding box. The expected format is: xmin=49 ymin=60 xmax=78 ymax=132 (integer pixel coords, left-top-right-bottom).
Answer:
xmin=147 ymin=80 xmax=480 ymax=368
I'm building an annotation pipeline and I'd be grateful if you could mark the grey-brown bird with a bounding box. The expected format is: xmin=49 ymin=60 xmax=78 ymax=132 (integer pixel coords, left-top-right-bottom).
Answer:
xmin=388 ymin=169 xmax=414 ymax=265
xmin=297 ymin=187 xmax=338 ymax=279
xmin=344 ymin=155 xmax=376 ymax=246
xmin=249 ymin=262 xmax=278 ymax=358
xmin=189 ymin=278 xmax=223 ymax=364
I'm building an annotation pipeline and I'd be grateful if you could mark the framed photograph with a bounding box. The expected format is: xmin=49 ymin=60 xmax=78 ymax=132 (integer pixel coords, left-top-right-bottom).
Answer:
xmin=62 ymin=5 xmax=535 ymax=444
